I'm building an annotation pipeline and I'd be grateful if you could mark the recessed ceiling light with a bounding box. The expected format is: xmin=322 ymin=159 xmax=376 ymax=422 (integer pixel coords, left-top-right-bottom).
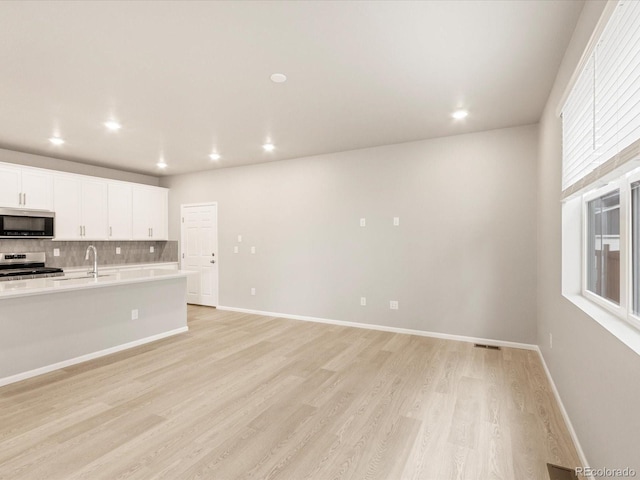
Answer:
xmin=49 ymin=137 xmax=64 ymax=146
xmin=262 ymin=143 xmax=275 ymax=152
xmin=209 ymin=153 xmax=221 ymax=161
xmin=270 ymin=73 xmax=287 ymax=83
xmin=157 ymin=160 xmax=167 ymax=169
xmin=452 ymin=109 xmax=469 ymax=120
xmin=104 ymin=120 xmax=122 ymax=131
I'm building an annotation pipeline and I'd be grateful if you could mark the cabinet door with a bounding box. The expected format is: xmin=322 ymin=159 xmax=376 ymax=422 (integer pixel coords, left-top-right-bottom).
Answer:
xmin=107 ymin=182 xmax=133 ymax=240
xmin=149 ymin=188 xmax=168 ymax=240
xmin=132 ymin=187 xmax=168 ymax=240
xmin=81 ymin=179 xmax=108 ymax=240
xmin=53 ymin=176 xmax=82 ymax=239
xmin=0 ymin=165 xmax=22 ymax=208
xmin=132 ymin=187 xmax=153 ymax=240
xmin=21 ymin=169 xmax=53 ymax=210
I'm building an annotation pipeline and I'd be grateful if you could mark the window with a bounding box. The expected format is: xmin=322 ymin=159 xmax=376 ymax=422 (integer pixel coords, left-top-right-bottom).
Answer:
xmin=578 ymin=174 xmax=640 ymax=331
xmin=561 ymin=1 xmax=640 ymax=335
xmin=586 ymin=189 xmax=620 ymax=305
xmin=633 ymin=181 xmax=640 ymax=316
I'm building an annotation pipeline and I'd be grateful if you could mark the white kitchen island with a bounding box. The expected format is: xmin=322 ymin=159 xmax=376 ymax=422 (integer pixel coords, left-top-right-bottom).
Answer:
xmin=0 ymin=269 xmax=190 ymax=387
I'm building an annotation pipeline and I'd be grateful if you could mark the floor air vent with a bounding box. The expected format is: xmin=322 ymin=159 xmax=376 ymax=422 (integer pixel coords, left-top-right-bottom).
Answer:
xmin=547 ymin=463 xmax=578 ymax=480
xmin=474 ymin=343 xmax=501 ymax=350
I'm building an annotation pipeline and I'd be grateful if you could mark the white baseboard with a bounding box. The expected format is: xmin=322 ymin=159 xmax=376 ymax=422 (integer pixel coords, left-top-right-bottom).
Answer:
xmin=0 ymin=326 xmax=189 ymax=388
xmin=216 ymin=305 xmax=537 ymax=350
xmin=536 ymin=347 xmax=593 ymax=479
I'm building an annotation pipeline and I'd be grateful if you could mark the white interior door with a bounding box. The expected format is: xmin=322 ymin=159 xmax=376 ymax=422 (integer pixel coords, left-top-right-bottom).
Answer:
xmin=181 ymin=203 xmax=219 ymax=306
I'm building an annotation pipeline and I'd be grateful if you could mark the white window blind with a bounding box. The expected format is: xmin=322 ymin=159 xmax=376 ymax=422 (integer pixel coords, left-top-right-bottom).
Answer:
xmin=562 ymin=0 xmax=640 ymax=197
xmin=562 ymin=55 xmax=595 ymax=190
xmin=617 ymin=0 xmax=640 ymax=154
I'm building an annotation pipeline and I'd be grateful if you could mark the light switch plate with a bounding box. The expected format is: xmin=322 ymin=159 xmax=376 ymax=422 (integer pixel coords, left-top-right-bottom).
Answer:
xmin=234 ymin=246 xmax=239 ymax=254
xmin=360 ymin=297 xmax=367 ymax=306
xmin=149 ymin=246 xmax=154 ymax=253
xmin=393 ymin=217 xmax=400 ymax=226
xmin=251 ymin=287 xmax=256 ymax=296
xmin=237 ymin=234 xmax=242 ymax=242
xmin=116 ymin=247 xmax=121 ymax=255
xmin=251 ymin=246 xmax=256 ymax=254
xmin=131 ymin=309 xmax=139 ymax=320
xmin=390 ymin=300 xmax=399 ymax=310
xmin=360 ymin=218 xmax=366 ymax=227
xmin=53 ymin=248 xmax=60 ymax=257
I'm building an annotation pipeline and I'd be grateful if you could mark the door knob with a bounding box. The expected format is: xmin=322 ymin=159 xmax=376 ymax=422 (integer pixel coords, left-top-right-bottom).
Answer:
xmin=210 ymin=260 xmax=216 ymax=264
xmin=212 ymin=253 xmax=215 ymax=256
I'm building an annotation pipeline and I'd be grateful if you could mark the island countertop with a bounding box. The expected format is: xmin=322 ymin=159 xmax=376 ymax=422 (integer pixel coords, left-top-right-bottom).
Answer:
xmin=0 ymin=268 xmax=193 ymax=300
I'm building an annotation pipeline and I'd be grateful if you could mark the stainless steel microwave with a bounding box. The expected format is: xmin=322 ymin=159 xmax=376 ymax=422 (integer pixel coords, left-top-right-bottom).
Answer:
xmin=0 ymin=208 xmax=55 ymax=238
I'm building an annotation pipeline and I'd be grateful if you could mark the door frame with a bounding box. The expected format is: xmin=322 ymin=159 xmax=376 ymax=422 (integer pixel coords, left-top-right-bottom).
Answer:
xmin=180 ymin=202 xmax=219 ymax=306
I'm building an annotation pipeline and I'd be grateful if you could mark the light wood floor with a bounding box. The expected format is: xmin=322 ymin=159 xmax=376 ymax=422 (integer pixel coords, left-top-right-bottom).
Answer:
xmin=0 ymin=305 xmax=581 ymax=480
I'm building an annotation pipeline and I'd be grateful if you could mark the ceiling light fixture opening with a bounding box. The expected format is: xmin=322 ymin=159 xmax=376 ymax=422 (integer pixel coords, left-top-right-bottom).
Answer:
xmin=452 ymin=109 xmax=469 ymax=120
xmin=262 ymin=143 xmax=275 ymax=152
xmin=104 ymin=120 xmax=122 ymax=131
xmin=270 ymin=73 xmax=287 ymax=83
xmin=49 ymin=137 xmax=64 ymax=146
xmin=209 ymin=153 xmax=221 ymax=161
xmin=157 ymin=160 xmax=168 ymax=169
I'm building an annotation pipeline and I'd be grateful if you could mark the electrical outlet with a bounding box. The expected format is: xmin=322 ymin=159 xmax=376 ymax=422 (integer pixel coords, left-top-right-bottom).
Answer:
xmin=390 ymin=300 xmax=399 ymax=310
xmin=131 ymin=309 xmax=139 ymax=320
xmin=360 ymin=297 xmax=367 ymax=306
xmin=251 ymin=246 xmax=256 ymax=254
xmin=234 ymin=246 xmax=239 ymax=254
xmin=53 ymin=248 xmax=60 ymax=257
xmin=549 ymin=333 xmax=553 ymax=348
xmin=360 ymin=218 xmax=366 ymax=227
xmin=149 ymin=246 xmax=154 ymax=253
xmin=393 ymin=217 xmax=400 ymax=226
xmin=116 ymin=247 xmax=121 ymax=255
xmin=251 ymin=287 xmax=256 ymax=296
xmin=237 ymin=234 xmax=242 ymax=242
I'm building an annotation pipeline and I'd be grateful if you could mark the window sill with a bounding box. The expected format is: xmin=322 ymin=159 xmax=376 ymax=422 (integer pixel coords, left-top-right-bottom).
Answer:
xmin=564 ymin=293 xmax=640 ymax=356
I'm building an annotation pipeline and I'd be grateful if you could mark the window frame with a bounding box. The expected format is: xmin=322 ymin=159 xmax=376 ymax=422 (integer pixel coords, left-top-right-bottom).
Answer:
xmin=579 ymin=173 xmax=640 ymax=331
xmin=582 ymin=181 xmax=627 ymax=319
xmin=624 ymin=170 xmax=640 ymax=330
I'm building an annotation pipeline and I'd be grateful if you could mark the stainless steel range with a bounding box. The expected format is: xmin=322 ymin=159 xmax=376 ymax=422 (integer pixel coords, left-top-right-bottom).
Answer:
xmin=0 ymin=252 xmax=64 ymax=281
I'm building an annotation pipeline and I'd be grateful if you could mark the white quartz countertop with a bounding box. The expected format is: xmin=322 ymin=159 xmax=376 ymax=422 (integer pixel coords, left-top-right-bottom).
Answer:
xmin=0 ymin=268 xmax=193 ymax=300
xmin=63 ymin=262 xmax=179 ymax=273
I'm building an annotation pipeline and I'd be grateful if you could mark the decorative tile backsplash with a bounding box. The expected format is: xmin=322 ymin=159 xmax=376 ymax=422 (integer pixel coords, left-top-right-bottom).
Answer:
xmin=0 ymin=240 xmax=178 ymax=269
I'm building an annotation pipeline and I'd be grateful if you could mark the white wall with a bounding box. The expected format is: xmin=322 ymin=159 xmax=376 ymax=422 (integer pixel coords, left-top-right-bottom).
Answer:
xmin=164 ymin=124 xmax=538 ymax=343
xmin=0 ymin=147 xmax=160 ymax=186
xmin=538 ymin=0 xmax=640 ymax=471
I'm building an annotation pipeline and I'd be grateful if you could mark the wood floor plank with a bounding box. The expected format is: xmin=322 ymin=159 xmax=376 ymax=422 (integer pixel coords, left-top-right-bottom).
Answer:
xmin=0 ymin=305 xmax=583 ymax=479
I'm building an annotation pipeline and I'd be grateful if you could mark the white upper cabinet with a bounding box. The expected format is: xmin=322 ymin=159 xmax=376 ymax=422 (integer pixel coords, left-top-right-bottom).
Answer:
xmin=0 ymin=164 xmax=21 ymax=208
xmin=107 ymin=182 xmax=133 ymax=240
xmin=53 ymin=176 xmax=82 ymax=239
xmin=80 ymin=179 xmax=109 ymax=240
xmin=53 ymin=175 xmax=108 ymax=240
xmin=0 ymin=164 xmax=53 ymax=210
xmin=132 ymin=186 xmax=168 ymax=240
xmin=0 ymin=161 xmax=168 ymax=241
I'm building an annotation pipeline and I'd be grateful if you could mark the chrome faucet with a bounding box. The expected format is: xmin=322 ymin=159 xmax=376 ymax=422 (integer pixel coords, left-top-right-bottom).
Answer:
xmin=85 ymin=245 xmax=98 ymax=278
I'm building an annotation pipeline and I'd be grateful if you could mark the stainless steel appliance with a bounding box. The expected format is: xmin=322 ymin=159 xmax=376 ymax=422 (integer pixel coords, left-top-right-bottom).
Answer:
xmin=0 ymin=208 xmax=55 ymax=238
xmin=0 ymin=252 xmax=63 ymax=281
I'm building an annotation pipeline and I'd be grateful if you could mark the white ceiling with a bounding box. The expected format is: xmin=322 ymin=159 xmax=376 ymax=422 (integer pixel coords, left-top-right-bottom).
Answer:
xmin=0 ymin=0 xmax=584 ymax=176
